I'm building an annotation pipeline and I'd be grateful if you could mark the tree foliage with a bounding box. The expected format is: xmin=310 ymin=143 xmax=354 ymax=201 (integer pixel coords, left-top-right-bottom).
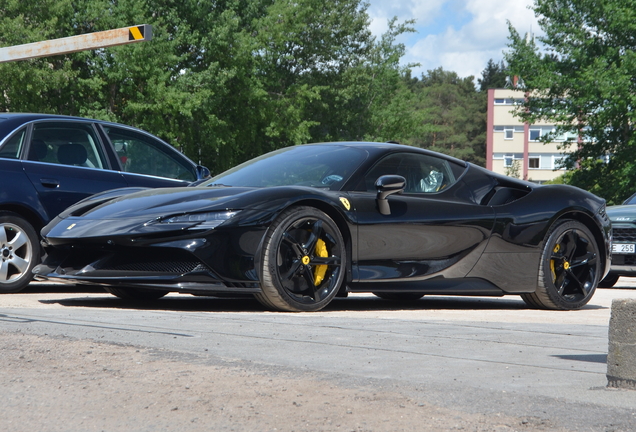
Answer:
xmin=0 ymin=0 xmax=420 ymax=173
xmin=0 ymin=0 xmax=498 ymax=173
xmin=478 ymin=59 xmax=508 ymax=91
xmin=403 ymin=68 xmax=486 ymax=165
xmin=505 ymin=0 xmax=636 ymax=204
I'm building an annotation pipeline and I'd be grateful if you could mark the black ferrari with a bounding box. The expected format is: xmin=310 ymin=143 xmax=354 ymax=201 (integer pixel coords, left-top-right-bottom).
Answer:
xmin=33 ymin=142 xmax=611 ymax=311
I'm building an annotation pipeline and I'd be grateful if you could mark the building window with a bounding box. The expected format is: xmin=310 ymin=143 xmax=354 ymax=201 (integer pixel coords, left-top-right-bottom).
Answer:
xmin=528 ymin=157 xmax=540 ymax=169
xmin=529 ymin=129 xmax=541 ymax=141
xmin=504 ymin=128 xmax=514 ymax=139
xmin=553 ymin=155 xmax=567 ymax=170
xmin=494 ymin=153 xmax=524 ymax=170
xmin=494 ymin=98 xmax=524 ymax=105
xmin=504 ymin=155 xmax=514 ymax=167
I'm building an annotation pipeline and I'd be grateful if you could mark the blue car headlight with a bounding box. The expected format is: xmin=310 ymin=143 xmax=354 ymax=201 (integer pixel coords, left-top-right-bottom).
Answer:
xmin=158 ymin=210 xmax=240 ymax=230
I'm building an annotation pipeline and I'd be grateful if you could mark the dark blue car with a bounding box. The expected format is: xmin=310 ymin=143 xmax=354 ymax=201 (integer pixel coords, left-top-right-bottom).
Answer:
xmin=0 ymin=113 xmax=210 ymax=292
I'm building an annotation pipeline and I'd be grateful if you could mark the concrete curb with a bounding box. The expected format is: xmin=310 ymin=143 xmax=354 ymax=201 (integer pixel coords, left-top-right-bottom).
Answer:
xmin=607 ymin=298 xmax=636 ymax=389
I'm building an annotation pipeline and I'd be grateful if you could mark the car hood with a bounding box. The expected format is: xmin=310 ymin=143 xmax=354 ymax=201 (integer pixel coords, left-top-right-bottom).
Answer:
xmin=606 ymin=205 xmax=636 ymax=222
xmin=69 ymin=186 xmax=293 ymax=220
xmin=44 ymin=185 xmax=330 ymax=241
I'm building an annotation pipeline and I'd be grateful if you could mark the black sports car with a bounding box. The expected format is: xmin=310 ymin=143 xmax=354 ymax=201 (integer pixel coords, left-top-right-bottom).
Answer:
xmin=33 ymin=142 xmax=611 ymax=311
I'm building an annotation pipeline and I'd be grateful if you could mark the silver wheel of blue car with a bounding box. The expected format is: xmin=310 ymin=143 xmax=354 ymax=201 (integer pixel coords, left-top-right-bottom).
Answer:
xmin=522 ymin=220 xmax=600 ymax=310
xmin=256 ymin=206 xmax=346 ymax=312
xmin=0 ymin=212 xmax=39 ymax=293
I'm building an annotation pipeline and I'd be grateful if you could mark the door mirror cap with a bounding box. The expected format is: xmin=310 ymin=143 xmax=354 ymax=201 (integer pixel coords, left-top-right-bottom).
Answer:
xmin=375 ymin=175 xmax=405 ymax=215
xmin=196 ymin=165 xmax=211 ymax=180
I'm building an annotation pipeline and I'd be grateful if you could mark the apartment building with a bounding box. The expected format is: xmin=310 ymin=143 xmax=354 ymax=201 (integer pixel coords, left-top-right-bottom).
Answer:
xmin=486 ymin=88 xmax=575 ymax=183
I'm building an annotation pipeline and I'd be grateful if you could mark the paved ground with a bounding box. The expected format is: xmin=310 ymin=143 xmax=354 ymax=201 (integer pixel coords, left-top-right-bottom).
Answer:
xmin=1 ymin=279 xmax=636 ymax=431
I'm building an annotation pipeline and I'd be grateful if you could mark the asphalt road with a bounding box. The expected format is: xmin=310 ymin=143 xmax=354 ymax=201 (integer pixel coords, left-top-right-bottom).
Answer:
xmin=2 ymin=280 xmax=636 ymax=430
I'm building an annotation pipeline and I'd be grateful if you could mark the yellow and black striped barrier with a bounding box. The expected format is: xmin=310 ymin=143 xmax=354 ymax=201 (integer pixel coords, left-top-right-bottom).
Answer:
xmin=0 ymin=24 xmax=153 ymax=63
xmin=129 ymin=25 xmax=152 ymax=42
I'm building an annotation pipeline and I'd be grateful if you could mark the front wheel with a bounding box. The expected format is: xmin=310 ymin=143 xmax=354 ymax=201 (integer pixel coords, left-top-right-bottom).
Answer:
xmin=0 ymin=212 xmax=40 ymax=293
xmin=255 ymin=206 xmax=346 ymax=312
xmin=521 ymin=220 xmax=600 ymax=310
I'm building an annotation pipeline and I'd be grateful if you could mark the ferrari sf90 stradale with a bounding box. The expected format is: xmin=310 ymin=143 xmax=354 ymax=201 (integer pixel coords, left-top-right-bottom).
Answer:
xmin=34 ymin=142 xmax=610 ymax=311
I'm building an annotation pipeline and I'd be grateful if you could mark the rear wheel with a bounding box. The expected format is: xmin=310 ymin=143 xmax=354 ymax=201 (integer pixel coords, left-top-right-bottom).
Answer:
xmin=598 ymin=274 xmax=619 ymax=288
xmin=372 ymin=292 xmax=424 ymax=301
xmin=255 ymin=206 xmax=346 ymax=312
xmin=521 ymin=220 xmax=600 ymax=310
xmin=104 ymin=286 xmax=169 ymax=300
xmin=0 ymin=212 xmax=39 ymax=293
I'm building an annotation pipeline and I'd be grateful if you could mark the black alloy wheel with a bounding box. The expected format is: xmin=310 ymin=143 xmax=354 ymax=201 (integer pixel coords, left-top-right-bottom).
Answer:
xmin=0 ymin=212 xmax=39 ymax=293
xmin=256 ymin=206 xmax=346 ymax=312
xmin=522 ymin=220 xmax=600 ymax=310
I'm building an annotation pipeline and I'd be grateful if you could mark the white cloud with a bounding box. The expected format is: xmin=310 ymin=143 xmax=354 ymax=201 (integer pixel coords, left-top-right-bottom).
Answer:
xmin=366 ymin=0 xmax=540 ymax=80
xmin=366 ymin=0 xmax=446 ymax=35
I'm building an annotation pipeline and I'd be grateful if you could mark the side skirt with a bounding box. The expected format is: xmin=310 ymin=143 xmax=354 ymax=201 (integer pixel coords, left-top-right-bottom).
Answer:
xmin=348 ymin=277 xmax=505 ymax=296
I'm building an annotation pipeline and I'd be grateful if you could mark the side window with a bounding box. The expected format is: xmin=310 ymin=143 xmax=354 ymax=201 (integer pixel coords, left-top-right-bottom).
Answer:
xmin=103 ymin=126 xmax=195 ymax=182
xmin=28 ymin=122 xmax=107 ymax=169
xmin=364 ymin=153 xmax=465 ymax=194
xmin=0 ymin=127 xmax=27 ymax=159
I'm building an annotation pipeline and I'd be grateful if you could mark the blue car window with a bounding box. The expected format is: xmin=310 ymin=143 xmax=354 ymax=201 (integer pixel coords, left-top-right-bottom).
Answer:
xmin=103 ymin=126 xmax=196 ymax=182
xmin=0 ymin=127 xmax=27 ymax=159
xmin=29 ymin=123 xmax=107 ymax=169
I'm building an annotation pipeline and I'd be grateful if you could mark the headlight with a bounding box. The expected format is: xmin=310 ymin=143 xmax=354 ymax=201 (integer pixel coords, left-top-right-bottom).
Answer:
xmin=158 ymin=210 xmax=240 ymax=229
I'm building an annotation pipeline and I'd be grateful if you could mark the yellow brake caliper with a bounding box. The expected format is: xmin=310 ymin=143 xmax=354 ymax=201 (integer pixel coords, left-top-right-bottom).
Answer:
xmin=313 ymin=238 xmax=328 ymax=286
xmin=551 ymin=243 xmax=560 ymax=281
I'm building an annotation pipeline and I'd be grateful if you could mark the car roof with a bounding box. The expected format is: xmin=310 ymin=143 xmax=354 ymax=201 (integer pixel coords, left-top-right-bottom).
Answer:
xmin=0 ymin=113 xmax=139 ymax=129
xmin=0 ymin=113 xmax=159 ymax=145
xmin=302 ymin=141 xmax=469 ymax=167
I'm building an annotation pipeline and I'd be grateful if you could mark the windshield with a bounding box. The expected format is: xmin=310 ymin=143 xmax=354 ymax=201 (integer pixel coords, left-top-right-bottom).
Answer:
xmin=201 ymin=145 xmax=368 ymax=190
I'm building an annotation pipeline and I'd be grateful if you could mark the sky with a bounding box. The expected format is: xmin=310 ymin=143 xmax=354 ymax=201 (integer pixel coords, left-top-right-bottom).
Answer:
xmin=366 ymin=0 xmax=541 ymax=81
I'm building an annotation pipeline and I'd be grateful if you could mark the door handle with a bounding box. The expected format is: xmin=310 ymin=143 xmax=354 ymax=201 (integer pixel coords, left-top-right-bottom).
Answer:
xmin=40 ymin=178 xmax=60 ymax=188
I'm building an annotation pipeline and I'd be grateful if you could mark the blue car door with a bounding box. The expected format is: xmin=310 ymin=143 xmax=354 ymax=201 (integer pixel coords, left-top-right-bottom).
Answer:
xmin=21 ymin=121 xmax=128 ymax=221
xmin=101 ymin=125 xmax=195 ymax=188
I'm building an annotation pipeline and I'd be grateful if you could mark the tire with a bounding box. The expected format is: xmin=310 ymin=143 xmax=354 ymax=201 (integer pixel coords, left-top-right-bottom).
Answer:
xmin=104 ymin=286 xmax=169 ymax=301
xmin=254 ymin=206 xmax=346 ymax=312
xmin=598 ymin=274 xmax=619 ymax=288
xmin=372 ymin=292 xmax=424 ymax=301
xmin=521 ymin=220 xmax=600 ymax=310
xmin=0 ymin=212 xmax=40 ymax=293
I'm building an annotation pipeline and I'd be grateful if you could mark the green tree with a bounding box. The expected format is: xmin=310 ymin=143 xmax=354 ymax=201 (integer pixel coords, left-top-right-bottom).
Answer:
xmin=478 ymin=59 xmax=508 ymax=91
xmin=505 ymin=0 xmax=636 ymax=204
xmin=0 ymin=0 xmax=417 ymax=174
xmin=404 ymin=68 xmax=486 ymax=165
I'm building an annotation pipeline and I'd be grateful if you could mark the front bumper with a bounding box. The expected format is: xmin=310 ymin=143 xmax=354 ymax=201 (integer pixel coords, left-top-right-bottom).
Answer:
xmin=607 ymin=254 xmax=636 ymax=277
xmin=34 ymin=221 xmax=267 ymax=293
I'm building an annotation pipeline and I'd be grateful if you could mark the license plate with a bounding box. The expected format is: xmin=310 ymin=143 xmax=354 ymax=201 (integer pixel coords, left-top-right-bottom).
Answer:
xmin=612 ymin=243 xmax=636 ymax=253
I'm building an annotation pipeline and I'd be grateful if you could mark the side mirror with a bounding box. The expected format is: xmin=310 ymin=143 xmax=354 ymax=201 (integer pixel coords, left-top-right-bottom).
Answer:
xmin=196 ymin=165 xmax=211 ymax=180
xmin=375 ymin=175 xmax=405 ymax=215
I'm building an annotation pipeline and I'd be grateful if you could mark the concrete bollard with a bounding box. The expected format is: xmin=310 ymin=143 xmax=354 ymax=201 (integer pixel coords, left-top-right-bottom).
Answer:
xmin=607 ymin=298 xmax=636 ymax=389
